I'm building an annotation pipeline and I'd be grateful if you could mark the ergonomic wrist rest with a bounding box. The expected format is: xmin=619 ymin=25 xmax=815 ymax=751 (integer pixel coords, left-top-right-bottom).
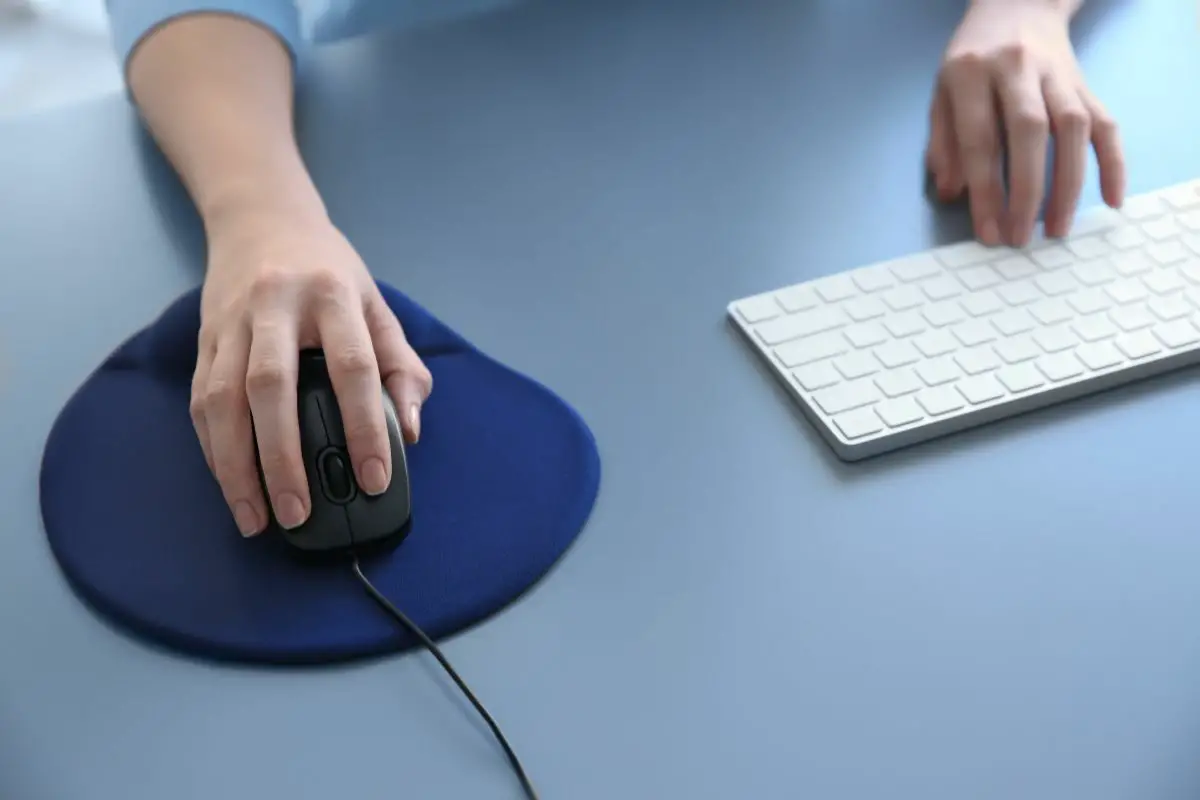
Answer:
xmin=39 ymin=283 xmax=602 ymax=665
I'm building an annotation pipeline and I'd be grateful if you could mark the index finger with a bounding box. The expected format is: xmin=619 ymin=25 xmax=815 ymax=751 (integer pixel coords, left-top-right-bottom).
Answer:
xmin=315 ymin=294 xmax=392 ymax=497
xmin=943 ymin=62 xmax=1004 ymax=245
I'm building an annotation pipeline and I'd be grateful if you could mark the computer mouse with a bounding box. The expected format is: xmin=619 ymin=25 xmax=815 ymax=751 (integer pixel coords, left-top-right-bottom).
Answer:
xmin=256 ymin=349 xmax=413 ymax=560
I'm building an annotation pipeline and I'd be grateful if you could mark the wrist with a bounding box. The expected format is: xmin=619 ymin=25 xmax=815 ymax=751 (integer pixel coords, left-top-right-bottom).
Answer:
xmin=198 ymin=156 xmax=329 ymax=245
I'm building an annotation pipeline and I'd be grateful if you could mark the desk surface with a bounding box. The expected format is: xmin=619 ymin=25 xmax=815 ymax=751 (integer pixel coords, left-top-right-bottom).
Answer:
xmin=4 ymin=1 xmax=1200 ymax=798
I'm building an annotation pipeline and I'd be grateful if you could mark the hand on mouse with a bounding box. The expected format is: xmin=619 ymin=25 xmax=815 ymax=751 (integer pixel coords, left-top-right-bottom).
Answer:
xmin=192 ymin=208 xmax=433 ymax=537
xmin=925 ymin=0 xmax=1125 ymax=247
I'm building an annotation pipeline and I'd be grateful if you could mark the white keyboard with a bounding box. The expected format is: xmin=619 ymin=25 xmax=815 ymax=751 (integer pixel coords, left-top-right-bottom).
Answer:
xmin=728 ymin=180 xmax=1200 ymax=460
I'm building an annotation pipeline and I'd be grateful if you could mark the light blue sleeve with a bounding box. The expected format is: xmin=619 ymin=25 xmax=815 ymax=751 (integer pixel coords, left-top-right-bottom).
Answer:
xmin=105 ymin=0 xmax=304 ymax=70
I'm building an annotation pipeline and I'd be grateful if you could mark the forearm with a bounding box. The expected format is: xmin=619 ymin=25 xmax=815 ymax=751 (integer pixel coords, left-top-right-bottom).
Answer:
xmin=970 ymin=0 xmax=1084 ymax=15
xmin=126 ymin=13 xmax=326 ymax=234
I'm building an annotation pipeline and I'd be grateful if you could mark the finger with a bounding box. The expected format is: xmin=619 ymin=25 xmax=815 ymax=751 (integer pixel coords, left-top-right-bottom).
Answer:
xmin=315 ymin=288 xmax=391 ymax=496
xmin=997 ymin=61 xmax=1049 ymax=246
xmin=944 ymin=61 xmax=1004 ymax=245
xmin=365 ymin=294 xmax=432 ymax=444
xmin=1082 ymin=91 xmax=1125 ymax=209
xmin=190 ymin=341 xmax=215 ymax=475
xmin=204 ymin=332 xmax=266 ymax=537
xmin=927 ymin=84 xmax=965 ymax=202
xmin=1042 ymin=76 xmax=1090 ymax=238
xmin=245 ymin=312 xmax=310 ymax=530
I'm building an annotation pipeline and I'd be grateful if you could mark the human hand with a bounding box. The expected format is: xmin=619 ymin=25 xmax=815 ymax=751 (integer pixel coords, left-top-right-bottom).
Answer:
xmin=191 ymin=210 xmax=433 ymax=537
xmin=925 ymin=0 xmax=1125 ymax=247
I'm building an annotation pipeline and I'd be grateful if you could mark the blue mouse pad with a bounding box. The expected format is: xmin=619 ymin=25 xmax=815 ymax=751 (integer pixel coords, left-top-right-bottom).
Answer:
xmin=39 ymin=283 xmax=601 ymax=664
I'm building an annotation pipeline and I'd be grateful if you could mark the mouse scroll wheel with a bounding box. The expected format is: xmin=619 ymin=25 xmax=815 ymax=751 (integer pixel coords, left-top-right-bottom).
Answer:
xmin=319 ymin=448 xmax=356 ymax=504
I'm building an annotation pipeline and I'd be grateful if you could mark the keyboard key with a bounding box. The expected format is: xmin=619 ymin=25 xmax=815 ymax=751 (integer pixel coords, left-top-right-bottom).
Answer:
xmin=1106 ymin=278 xmax=1149 ymax=305
xmin=1072 ymin=258 xmax=1117 ymax=286
xmin=834 ymin=351 xmax=881 ymax=380
xmin=1143 ymin=216 xmax=1182 ymax=241
xmin=876 ymin=396 xmax=925 ymax=428
xmin=1144 ymin=269 xmax=1186 ymax=295
xmin=1031 ymin=245 xmax=1075 ymax=269
xmin=756 ymin=306 xmax=846 ymax=345
xmin=875 ymin=369 xmax=922 ymax=398
xmin=1075 ymin=341 xmax=1124 ymax=370
xmin=998 ymin=281 xmax=1043 ymax=306
xmin=1109 ymin=304 xmax=1156 ymax=332
xmin=792 ymin=361 xmax=842 ymax=391
xmin=1037 ymin=352 xmax=1085 ymax=382
xmin=851 ymin=269 xmax=895 ymax=293
xmin=992 ymin=309 xmax=1037 ymax=336
xmin=1034 ymin=325 xmax=1079 ymax=353
xmin=1105 ymin=226 xmax=1146 ymax=250
xmin=1066 ymin=236 xmax=1110 ymax=260
xmin=1114 ymin=330 xmax=1163 ymax=360
xmin=875 ymin=340 xmax=921 ymax=369
xmin=960 ymin=291 xmax=1005 ymax=317
xmin=1034 ymin=271 xmax=1079 ymax=296
xmin=842 ymin=296 xmax=888 ymax=322
xmin=774 ymin=331 xmax=849 ymax=367
xmin=813 ymin=275 xmax=858 ymax=302
xmin=952 ymin=320 xmax=997 ymax=347
xmin=884 ymin=312 xmax=926 ymax=338
xmin=913 ymin=329 xmax=958 ymax=358
xmin=888 ymin=254 xmax=942 ymax=283
xmin=833 ymin=407 xmax=884 ymax=440
xmin=916 ymin=357 xmax=961 ymax=386
xmin=957 ymin=374 xmax=1006 ymax=405
xmin=994 ymin=336 xmax=1040 ymax=364
xmin=1072 ymin=313 xmax=1117 ymax=342
xmin=1068 ymin=288 xmax=1111 ymax=315
xmin=1111 ymin=251 xmax=1153 ymax=276
xmin=937 ymin=240 xmax=997 ymax=269
xmin=994 ymin=255 xmax=1038 ymax=279
xmin=737 ymin=295 xmax=780 ymax=323
xmin=812 ymin=379 xmax=880 ymax=415
xmin=775 ymin=285 xmax=820 ymax=312
xmin=916 ymin=386 xmax=965 ymax=416
xmin=996 ymin=363 xmax=1045 ymax=393
xmin=1154 ymin=319 xmax=1200 ymax=348
xmin=844 ymin=322 xmax=888 ymax=349
xmin=957 ymin=265 xmax=1003 ymax=291
xmin=882 ymin=285 xmax=925 ymax=311
xmin=922 ymin=301 xmax=965 ymax=327
xmin=1148 ymin=293 xmax=1192 ymax=321
xmin=922 ymin=275 xmax=963 ymax=301
xmin=1029 ymin=299 xmax=1074 ymax=326
xmin=954 ymin=346 xmax=1000 ymax=375
xmin=1147 ymin=240 xmax=1189 ymax=265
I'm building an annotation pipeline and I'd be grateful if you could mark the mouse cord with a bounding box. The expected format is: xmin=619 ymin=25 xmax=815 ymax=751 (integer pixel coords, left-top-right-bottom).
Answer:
xmin=350 ymin=557 xmax=540 ymax=800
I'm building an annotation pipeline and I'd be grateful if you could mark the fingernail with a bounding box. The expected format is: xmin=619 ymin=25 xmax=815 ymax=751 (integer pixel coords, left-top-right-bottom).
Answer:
xmin=275 ymin=493 xmax=307 ymax=529
xmin=361 ymin=457 xmax=388 ymax=495
xmin=409 ymin=404 xmax=421 ymax=442
xmin=981 ymin=219 xmax=1000 ymax=245
xmin=234 ymin=501 xmax=261 ymax=537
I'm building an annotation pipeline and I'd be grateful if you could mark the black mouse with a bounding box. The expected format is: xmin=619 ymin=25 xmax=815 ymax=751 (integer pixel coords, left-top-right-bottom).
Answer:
xmin=256 ymin=349 xmax=413 ymax=560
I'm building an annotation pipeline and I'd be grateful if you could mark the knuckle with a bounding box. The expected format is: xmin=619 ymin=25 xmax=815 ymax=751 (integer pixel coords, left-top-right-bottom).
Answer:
xmin=945 ymin=49 xmax=988 ymax=75
xmin=1092 ymin=112 xmax=1118 ymax=137
xmin=204 ymin=378 xmax=243 ymax=411
xmin=331 ymin=345 xmax=375 ymax=377
xmin=1013 ymin=109 xmax=1049 ymax=137
xmin=245 ymin=358 xmax=289 ymax=393
xmin=247 ymin=267 xmax=292 ymax=304
xmin=1056 ymin=106 xmax=1090 ymax=134
xmin=306 ymin=268 xmax=351 ymax=305
xmin=995 ymin=43 xmax=1030 ymax=69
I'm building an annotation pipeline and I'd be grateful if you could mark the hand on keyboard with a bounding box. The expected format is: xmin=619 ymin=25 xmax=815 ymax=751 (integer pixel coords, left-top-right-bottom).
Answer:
xmin=926 ymin=0 xmax=1126 ymax=248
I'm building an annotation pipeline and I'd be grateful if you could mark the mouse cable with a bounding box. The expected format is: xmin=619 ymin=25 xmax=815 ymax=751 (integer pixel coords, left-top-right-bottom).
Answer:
xmin=351 ymin=557 xmax=540 ymax=800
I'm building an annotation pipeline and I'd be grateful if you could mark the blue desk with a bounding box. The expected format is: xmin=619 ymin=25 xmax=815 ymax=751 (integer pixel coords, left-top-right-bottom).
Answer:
xmin=4 ymin=1 xmax=1200 ymax=797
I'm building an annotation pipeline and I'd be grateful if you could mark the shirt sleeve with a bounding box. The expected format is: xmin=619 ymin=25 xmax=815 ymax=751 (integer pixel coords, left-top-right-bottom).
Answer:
xmin=105 ymin=0 xmax=304 ymax=71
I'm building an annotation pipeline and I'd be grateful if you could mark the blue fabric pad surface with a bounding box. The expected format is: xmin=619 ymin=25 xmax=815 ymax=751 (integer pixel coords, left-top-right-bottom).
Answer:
xmin=39 ymin=283 xmax=601 ymax=664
